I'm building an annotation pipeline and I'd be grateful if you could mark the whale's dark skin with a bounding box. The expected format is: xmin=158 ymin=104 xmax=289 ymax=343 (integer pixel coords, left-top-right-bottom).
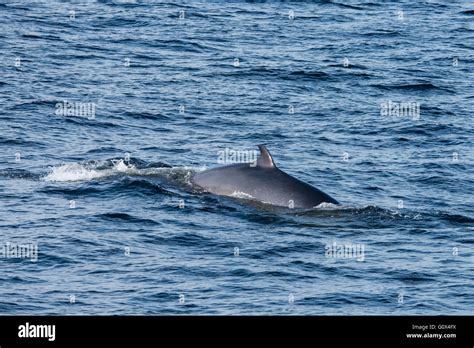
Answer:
xmin=191 ymin=145 xmax=339 ymax=209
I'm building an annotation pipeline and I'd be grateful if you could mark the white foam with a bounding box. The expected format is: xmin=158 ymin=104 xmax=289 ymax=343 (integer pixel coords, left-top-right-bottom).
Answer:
xmin=43 ymin=159 xmax=136 ymax=182
xmin=43 ymin=160 xmax=205 ymax=183
xmin=313 ymin=202 xmax=340 ymax=209
xmin=230 ymin=191 xmax=256 ymax=200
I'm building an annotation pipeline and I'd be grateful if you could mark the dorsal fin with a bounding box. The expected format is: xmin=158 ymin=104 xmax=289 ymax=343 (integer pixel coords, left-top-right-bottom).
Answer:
xmin=256 ymin=145 xmax=276 ymax=168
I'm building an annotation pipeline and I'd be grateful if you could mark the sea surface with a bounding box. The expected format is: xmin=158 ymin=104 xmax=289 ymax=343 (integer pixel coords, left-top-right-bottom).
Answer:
xmin=0 ymin=0 xmax=473 ymax=315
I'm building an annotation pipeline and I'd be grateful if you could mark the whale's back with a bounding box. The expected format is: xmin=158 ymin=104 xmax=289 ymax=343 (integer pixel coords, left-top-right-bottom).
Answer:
xmin=191 ymin=155 xmax=339 ymax=209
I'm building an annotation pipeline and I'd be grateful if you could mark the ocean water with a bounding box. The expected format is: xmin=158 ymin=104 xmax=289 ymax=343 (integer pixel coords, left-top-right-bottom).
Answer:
xmin=0 ymin=0 xmax=473 ymax=315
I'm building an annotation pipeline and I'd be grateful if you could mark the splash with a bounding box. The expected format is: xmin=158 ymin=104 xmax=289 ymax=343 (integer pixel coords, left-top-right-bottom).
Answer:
xmin=43 ymin=159 xmax=137 ymax=182
xmin=43 ymin=158 xmax=205 ymax=185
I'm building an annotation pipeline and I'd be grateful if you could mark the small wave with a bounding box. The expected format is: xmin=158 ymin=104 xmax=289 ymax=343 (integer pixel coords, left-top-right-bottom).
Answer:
xmin=298 ymin=205 xmax=411 ymax=220
xmin=99 ymin=17 xmax=148 ymax=28
xmin=97 ymin=212 xmax=161 ymax=225
xmin=122 ymin=110 xmax=169 ymax=121
xmin=331 ymin=2 xmax=365 ymax=10
xmin=297 ymin=205 xmax=473 ymax=226
xmin=287 ymin=70 xmax=331 ymax=80
xmin=0 ymin=137 xmax=46 ymax=147
xmin=393 ymin=270 xmax=436 ymax=284
xmin=146 ymin=39 xmax=210 ymax=53
xmin=436 ymin=212 xmax=474 ymax=224
xmin=21 ymin=32 xmax=60 ymax=41
xmin=114 ymin=178 xmax=175 ymax=195
xmin=371 ymin=82 xmax=452 ymax=93
xmin=216 ymin=67 xmax=331 ymax=82
xmin=394 ymin=123 xmax=461 ymax=136
xmin=38 ymin=177 xmax=174 ymax=198
xmin=9 ymin=100 xmax=57 ymax=110
xmin=0 ymin=168 xmax=41 ymax=180
xmin=360 ymin=30 xmax=401 ymax=37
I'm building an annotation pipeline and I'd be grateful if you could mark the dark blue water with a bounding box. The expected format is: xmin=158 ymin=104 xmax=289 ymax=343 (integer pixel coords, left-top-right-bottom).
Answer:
xmin=1 ymin=0 xmax=473 ymax=315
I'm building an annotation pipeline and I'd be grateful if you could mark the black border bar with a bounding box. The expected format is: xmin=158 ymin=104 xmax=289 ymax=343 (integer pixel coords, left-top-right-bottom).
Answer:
xmin=0 ymin=316 xmax=472 ymax=346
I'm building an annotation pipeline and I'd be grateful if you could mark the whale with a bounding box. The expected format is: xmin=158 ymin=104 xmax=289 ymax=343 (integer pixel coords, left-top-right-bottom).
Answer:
xmin=191 ymin=145 xmax=339 ymax=209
